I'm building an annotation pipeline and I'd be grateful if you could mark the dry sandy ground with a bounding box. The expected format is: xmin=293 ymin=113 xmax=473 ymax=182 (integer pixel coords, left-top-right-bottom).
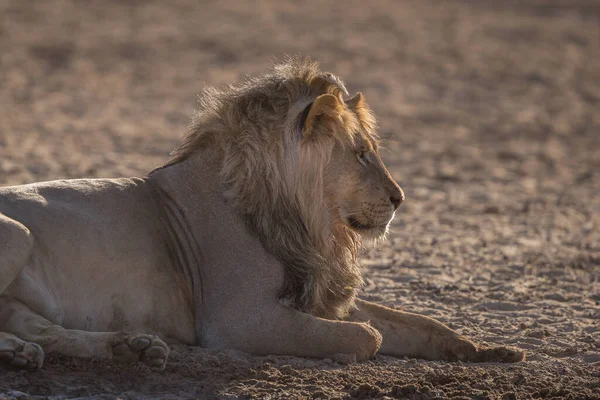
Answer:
xmin=1 ymin=0 xmax=599 ymax=398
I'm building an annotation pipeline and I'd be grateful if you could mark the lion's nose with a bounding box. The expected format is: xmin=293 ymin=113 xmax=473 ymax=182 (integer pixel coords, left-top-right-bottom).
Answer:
xmin=390 ymin=186 xmax=405 ymax=210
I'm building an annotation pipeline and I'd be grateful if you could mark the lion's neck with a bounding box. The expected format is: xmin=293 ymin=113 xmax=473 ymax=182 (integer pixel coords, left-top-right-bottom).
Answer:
xmin=148 ymin=153 xmax=230 ymax=342
xmin=150 ymin=151 xmax=363 ymax=321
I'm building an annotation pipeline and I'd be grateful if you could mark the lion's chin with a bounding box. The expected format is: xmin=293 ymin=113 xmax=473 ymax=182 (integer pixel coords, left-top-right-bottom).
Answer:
xmin=345 ymin=216 xmax=390 ymax=239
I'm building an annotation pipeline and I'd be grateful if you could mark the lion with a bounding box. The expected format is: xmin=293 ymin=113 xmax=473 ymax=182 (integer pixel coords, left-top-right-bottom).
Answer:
xmin=0 ymin=57 xmax=524 ymax=370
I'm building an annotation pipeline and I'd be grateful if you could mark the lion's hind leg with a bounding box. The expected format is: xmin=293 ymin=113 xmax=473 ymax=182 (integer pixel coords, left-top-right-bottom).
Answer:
xmin=0 ymin=213 xmax=34 ymax=294
xmin=0 ymin=296 xmax=170 ymax=369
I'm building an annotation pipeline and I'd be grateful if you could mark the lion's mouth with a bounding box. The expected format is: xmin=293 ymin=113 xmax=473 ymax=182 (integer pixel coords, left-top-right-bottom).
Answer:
xmin=347 ymin=216 xmax=376 ymax=231
xmin=346 ymin=215 xmax=391 ymax=237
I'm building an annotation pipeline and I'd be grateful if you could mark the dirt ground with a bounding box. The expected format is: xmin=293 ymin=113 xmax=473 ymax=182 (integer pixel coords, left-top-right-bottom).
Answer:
xmin=1 ymin=0 xmax=599 ymax=398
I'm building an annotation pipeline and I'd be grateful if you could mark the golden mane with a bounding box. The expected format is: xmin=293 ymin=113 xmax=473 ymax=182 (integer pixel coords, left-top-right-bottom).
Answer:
xmin=166 ymin=57 xmax=378 ymax=318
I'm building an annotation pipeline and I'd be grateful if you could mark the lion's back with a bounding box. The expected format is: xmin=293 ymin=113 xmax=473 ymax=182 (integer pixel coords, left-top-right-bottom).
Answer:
xmin=0 ymin=178 xmax=154 ymax=245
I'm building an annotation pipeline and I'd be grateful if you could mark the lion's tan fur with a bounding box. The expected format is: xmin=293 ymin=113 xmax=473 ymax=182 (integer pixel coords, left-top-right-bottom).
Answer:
xmin=0 ymin=58 xmax=525 ymax=370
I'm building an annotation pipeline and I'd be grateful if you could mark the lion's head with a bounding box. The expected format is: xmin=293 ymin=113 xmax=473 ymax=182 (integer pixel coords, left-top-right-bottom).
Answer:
xmin=167 ymin=57 xmax=404 ymax=318
xmin=302 ymin=92 xmax=404 ymax=240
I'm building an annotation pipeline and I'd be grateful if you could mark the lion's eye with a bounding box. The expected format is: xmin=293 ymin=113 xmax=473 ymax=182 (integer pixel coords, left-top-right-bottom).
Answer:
xmin=357 ymin=150 xmax=368 ymax=166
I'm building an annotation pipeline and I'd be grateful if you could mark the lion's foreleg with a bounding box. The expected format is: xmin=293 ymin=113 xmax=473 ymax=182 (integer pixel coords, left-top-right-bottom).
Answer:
xmin=205 ymin=303 xmax=382 ymax=362
xmin=0 ymin=296 xmax=170 ymax=369
xmin=348 ymin=299 xmax=524 ymax=363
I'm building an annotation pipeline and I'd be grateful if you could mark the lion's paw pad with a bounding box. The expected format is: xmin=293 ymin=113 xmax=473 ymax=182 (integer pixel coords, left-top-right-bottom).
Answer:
xmin=112 ymin=333 xmax=169 ymax=370
xmin=131 ymin=337 xmax=152 ymax=352
xmin=0 ymin=340 xmax=44 ymax=370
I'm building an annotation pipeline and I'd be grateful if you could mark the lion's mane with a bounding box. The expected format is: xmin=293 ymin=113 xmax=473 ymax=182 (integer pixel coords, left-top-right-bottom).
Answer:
xmin=166 ymin=57 xmax=374 ymax=319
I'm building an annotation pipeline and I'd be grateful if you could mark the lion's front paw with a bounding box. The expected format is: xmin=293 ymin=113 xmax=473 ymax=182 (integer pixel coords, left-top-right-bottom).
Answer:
xmin=354 ymin=323 xmax=383 ymax=362
xmin=112 ymin=333 xmax=170 ymax=370
xmin=474 ymin=345 xmax=525 ymax=363
xmin=441 ymin=337 xmax=478 ymax=362
xmin=443 ymin=337 xmax=525 ymax=363
xmin=329 ymin=323 xmax=382 ymax=363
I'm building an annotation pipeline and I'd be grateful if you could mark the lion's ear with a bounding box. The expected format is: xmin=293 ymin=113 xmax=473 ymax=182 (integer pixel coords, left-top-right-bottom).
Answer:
xmin=345 ymin=92 xmax=365 ymax=110
xmin=345 ymin=92 xmax=376 ymax=132
xmin=302 ymin=94 xmax=343 ymax=139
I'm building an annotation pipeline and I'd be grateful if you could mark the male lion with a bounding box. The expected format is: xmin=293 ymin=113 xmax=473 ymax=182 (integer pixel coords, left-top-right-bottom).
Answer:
xmin=0 ymin=58 xmax=524 ymax=370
